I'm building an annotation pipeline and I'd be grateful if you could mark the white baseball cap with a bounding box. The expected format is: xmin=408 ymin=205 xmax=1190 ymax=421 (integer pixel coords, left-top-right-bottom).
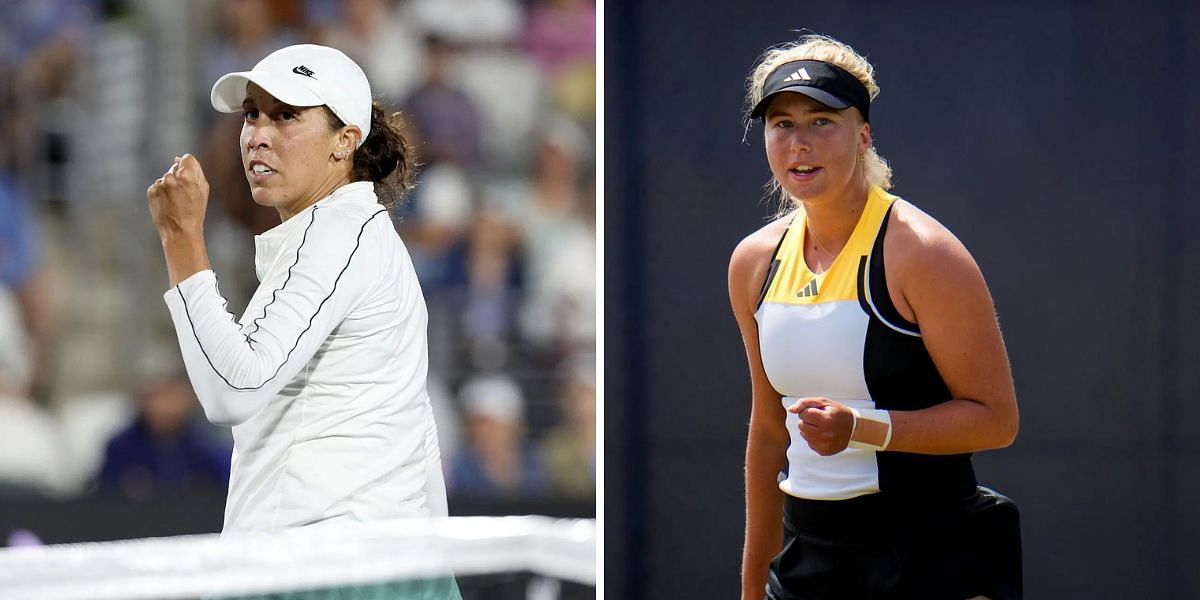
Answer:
xmin=210 ymin=44 xmax=372 ymax=147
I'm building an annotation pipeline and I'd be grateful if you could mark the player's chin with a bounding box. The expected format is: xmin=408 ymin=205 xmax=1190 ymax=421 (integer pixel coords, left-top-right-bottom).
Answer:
xmin=248 ymin=186 xmax=278 ymax=207
xmin=780 ymin=180 xmax=824 ymax=201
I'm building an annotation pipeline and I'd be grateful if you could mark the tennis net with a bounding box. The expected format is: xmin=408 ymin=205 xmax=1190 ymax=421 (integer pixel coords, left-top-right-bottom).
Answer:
xmin=0 ymin=516 xmax=595 ymax=599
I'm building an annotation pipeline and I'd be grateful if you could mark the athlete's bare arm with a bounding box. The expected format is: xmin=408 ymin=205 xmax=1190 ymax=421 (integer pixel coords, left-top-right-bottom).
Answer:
xmin=729 ymin=217 xmax=791 ymax=600
xmin=787 ymin=200 xmax=1018 ymax=457
xmin=880 ymin=200 xmax=1019 ymax=454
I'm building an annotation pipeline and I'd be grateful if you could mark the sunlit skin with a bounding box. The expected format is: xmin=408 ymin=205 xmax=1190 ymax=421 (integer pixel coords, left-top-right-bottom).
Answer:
xmin=737 ymin=99 xmax=1019 ymax=458
xmin=762 ymin=92 xmax=871 ymax=270
xmin=240 ymin=82 xmax=360 ymax=220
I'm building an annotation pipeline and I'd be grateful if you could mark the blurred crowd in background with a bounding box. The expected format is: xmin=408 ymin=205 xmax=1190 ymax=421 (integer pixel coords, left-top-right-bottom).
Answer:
xmin=0 ymin=0 xmax=595 ymax=528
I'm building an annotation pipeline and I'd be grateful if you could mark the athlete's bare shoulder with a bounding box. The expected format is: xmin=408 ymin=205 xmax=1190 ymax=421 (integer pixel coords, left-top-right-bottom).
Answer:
xmin=729 ymin=214 xmax=793 ymax=313
xmin=885 ymin=198 xmax=987 ymax=313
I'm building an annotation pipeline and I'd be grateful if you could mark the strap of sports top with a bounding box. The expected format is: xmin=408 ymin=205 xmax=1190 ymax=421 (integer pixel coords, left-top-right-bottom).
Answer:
xmin=754 ymin=214 xmax=798 ymax=311
xmin=864 ymin=203 xmax=921 ymax=334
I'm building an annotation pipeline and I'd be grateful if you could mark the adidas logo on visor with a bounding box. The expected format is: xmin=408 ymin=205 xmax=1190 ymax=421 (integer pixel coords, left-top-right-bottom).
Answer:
xmin=782 ymin=68 xmax=812 ymax=83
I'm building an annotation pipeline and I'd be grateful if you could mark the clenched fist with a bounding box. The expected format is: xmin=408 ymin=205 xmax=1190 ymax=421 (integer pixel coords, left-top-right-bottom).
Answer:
xmin=147 ymin=154 xmax=210 ymax=239
xmin=787 ymin=397 xmax=855 ymax=456
xmin=148 ymin=154 xmax=212 ymax=286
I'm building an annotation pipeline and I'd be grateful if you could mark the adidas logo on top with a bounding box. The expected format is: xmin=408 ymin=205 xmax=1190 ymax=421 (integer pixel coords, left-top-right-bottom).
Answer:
xmin=782 ymin=68 xmax=812 ymax=83
xmin=794 ymin=279 xmax=819 ymax=299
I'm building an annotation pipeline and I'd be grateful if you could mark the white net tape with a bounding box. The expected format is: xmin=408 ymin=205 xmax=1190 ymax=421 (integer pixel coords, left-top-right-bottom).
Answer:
xmin=0 ymin=516 xmax=595 ymax=600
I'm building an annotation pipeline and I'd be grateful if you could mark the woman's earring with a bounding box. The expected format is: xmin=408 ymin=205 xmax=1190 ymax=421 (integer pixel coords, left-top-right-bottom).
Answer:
xmin=335 ymin=151 xmax=346 ymax=159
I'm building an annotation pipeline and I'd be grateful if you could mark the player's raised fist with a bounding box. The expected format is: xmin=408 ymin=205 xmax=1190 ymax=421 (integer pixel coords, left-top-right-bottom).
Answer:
xmin=176 ymin=153 xmax=210 ymax=193
xmin=148 ymin=153 xmax=210 ymax=238
xmin=787 ymin=397 xmax=855 ymax=456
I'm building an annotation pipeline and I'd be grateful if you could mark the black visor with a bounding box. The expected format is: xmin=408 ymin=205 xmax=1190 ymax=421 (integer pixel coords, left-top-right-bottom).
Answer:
xmin=750 ymin=60 xmax=871 ymax=122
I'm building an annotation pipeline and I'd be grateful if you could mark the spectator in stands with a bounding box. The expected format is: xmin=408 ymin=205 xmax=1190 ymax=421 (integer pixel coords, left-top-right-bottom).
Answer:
xmin=457 ymin=209 xmax=523 ymax=369
xmin=98 ymin=373 xmax=231 ymax=501
xmin=395 ymin=163 xmax=476 ymax=375
xmin=0 ymin=70 xmax=57 ymax=403
xmin=0 ymin=286 xmax=67 ymax=497
xmin=512 ymin=115 xmax=595 ymax=353
xmin=0 ymin=73 xmax=38 ymax=285
xmin=402 ymin=35 xmax=485 ymax=168
xmin=450 ymin=373 xmax=547 ymax=499
xmin=395 ymin=160 xmax=476 ymax=290
xmin=396 ymin=35 xmax=490 ymax=371
xmin=536 ymin=176 xmax=595 ymax=354
xmin=541 ymin=359 xmax=595 ymax=498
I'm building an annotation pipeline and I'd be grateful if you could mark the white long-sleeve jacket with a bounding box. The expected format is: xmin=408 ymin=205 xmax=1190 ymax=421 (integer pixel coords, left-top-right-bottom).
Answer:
xmin=164 ymin=182 xmax=447 ymax=533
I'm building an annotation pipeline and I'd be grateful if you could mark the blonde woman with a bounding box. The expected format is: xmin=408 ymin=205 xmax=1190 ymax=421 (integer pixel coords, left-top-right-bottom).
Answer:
xmin=728 ymin=35 xmax=1022 ymax=600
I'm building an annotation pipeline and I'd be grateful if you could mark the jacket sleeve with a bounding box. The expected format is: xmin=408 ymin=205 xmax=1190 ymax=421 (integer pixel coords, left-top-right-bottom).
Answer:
xmin=163 ymin=207 xmax=387 ymax=426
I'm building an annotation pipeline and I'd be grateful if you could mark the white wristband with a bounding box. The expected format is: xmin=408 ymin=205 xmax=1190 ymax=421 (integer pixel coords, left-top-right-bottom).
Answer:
xmin=847 ymin=407 xmax=892 ymax=451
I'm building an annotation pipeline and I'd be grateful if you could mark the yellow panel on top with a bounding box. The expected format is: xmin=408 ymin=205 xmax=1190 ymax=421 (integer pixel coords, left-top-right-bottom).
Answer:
xmin=762 ymin=186 xmax=897 ymax=306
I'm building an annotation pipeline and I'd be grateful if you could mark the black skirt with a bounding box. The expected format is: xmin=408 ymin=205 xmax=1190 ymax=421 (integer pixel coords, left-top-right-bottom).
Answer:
xmin=765 ymin=486 xmax=1021 ymax=600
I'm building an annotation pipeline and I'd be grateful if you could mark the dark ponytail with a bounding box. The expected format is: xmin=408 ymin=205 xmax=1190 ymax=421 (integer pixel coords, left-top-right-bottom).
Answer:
xmin=326 ymin=101 xmax=414 ymax=206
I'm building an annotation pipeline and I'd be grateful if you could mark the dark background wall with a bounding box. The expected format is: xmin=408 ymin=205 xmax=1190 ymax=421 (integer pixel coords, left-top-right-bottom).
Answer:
xmin=607 ymin=1 xmax=1200 ymax=598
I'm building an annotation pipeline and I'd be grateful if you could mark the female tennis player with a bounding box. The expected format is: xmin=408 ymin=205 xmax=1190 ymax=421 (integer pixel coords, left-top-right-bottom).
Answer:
xmin=147 ymin=44 xmax=451 ymax=539
xmin=729 ymin=35 xmax=1022 ymax=600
